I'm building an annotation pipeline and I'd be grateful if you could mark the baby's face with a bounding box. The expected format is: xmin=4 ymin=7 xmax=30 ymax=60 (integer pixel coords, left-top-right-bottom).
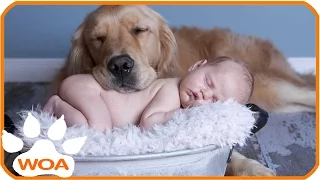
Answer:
xmin=179 ymin=61 xmax=247 ymax=108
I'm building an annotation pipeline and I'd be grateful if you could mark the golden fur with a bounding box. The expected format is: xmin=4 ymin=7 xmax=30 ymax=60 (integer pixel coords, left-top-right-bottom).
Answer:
xmin=54 ymin=5 xmax=315 ymax=113
xmin=172 ymin=26 xmax=315 ymax=113
xmin=53 ymin=5 xmax=316 ymax=176
xmin=54 ymin=5 xmax=179 ymax=94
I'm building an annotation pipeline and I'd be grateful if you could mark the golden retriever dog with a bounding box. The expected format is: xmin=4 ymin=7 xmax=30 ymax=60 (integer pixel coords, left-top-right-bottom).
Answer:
xmin=53 ymin=5 xmax=316 ymax=176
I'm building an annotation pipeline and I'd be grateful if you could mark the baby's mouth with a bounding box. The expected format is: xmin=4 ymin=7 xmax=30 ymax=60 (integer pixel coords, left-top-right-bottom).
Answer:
xmin=188 ymin=90 xmax=203 ymax=100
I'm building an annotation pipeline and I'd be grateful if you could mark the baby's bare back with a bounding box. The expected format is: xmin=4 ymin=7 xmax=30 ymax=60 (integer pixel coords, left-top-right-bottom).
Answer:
xmin=100 ymin=78 xmax=181 ymax=127
xmin=58 ymin=74 xmax=180 ymax=130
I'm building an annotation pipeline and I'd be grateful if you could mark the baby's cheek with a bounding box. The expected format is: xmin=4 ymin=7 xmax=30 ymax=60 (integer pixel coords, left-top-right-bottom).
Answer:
xmin=180 ymin=97 xmax=189 ymax=108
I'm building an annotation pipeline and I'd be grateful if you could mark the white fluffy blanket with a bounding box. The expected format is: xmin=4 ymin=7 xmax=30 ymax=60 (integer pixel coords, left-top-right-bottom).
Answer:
xmin=13 ymin=99 xmax=256 ymax=157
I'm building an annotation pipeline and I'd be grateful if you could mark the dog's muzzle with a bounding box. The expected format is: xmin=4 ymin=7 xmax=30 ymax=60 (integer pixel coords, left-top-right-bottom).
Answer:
xmin=106 ymin=54 xmax=138 ymax=92
xmin=107 ymin=54 xmax=135 ymax=79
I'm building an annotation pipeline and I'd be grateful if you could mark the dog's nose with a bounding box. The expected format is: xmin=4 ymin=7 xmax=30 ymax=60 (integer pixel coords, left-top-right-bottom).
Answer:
xmin=107 ymin=55 xmax=135 ymax=77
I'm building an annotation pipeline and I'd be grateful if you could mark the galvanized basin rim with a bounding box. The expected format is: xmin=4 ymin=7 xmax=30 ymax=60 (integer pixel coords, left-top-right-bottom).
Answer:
xmin=73 ymin=144 xmax=224 ymax=162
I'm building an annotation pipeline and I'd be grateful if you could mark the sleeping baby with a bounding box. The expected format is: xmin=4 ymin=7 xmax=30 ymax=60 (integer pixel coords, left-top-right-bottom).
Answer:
xmin=43 ymin=56 xmax=254 ymax=132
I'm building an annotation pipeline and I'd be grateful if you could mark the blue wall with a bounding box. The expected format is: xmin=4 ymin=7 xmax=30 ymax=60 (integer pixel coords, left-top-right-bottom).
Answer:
xmin=4 ymin=5 xmax=315 ymax=58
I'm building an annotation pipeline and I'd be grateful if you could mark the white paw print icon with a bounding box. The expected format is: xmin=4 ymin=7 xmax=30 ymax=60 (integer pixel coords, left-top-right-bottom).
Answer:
xmin=2 ymin=113 xmax=87 ymax=178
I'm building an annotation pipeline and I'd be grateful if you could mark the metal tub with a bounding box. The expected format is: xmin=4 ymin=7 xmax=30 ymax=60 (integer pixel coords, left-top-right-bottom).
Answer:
xmin=72 ymin=107 xmax=268 ymax=176
xmin=73 ymin=145 xmax=231 ymax=176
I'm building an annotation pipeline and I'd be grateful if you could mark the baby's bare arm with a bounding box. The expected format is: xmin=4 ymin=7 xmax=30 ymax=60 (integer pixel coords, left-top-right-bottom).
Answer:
xmin=58 ymin=74 xmax=112 ymax=132
xmin=140 ymin=81 xmax=181 ymax=129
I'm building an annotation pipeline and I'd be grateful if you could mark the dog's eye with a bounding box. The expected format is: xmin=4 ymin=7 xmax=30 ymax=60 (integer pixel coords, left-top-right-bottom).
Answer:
xmin=95 ymin=36 xmax=106 ymax=43
xmin=133 ymin=27 xmax=148 ymax=34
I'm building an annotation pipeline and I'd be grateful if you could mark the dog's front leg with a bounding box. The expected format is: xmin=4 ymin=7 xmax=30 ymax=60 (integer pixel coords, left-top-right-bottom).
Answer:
xmin=225 ymin=151 xmax=276 ymax=176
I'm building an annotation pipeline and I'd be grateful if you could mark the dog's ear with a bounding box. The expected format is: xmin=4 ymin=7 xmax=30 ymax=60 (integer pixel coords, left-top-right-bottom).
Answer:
xmin=64 ymin=19 xmax=95 ymax=76
xmin=157 ymin=21 xmax=181 ymax=78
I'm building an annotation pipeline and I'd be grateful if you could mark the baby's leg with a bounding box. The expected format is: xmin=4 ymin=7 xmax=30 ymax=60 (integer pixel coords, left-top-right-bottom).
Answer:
xmin=43 ymin=95 xmax=89 ymax=128
xmin=58 ymin=75 xmax=112 ymax=132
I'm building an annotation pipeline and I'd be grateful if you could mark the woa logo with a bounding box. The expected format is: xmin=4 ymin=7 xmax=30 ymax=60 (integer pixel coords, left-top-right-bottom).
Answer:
xmin=2 ymin=113 xmax=87 ymax=178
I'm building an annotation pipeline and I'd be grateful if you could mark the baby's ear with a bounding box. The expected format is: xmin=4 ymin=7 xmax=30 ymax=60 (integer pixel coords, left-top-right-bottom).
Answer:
xmin=188 ymin=59 xmax=208 ymax=72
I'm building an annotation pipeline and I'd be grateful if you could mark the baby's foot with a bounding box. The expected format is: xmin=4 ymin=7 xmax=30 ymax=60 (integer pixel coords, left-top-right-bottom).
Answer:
xmin=42 ymin=95 xmax=61 ymax=114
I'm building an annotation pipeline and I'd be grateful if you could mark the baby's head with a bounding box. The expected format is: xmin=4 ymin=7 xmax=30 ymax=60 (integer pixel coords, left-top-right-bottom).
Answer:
xmin=179 ymin=56 xmax=254 ymax=108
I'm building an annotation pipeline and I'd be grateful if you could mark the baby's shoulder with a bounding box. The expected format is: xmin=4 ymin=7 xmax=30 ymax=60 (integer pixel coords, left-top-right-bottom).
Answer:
xmin=147 ymin=78 xmax=179 ymax=95
xmin=163 ymin=78 xmax=180 ymax=87
xmin=152 ymin=78 xmax=179 ymax=88
xmin=156 ymin=78 xmax=180 ymax=94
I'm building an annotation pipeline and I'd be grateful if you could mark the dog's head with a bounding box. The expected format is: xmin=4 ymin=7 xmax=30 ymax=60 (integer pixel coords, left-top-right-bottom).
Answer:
xmin=65 ymin=5 xmax=179 ymax=93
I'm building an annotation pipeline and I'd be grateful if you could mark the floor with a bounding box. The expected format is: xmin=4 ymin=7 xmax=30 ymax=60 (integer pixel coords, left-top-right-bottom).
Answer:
xmin=4 ymin=82 xmax=316 ymax=176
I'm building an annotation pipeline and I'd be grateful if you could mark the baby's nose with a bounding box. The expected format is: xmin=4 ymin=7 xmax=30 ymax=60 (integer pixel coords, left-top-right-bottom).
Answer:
xmin=195 ymin=92 xmax=203 ymax=100
xmin=203 ymin=90 xmax=212 ymax=99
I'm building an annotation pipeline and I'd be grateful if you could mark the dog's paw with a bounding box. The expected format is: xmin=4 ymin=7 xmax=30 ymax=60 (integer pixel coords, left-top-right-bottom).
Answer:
xmin=226 ymin=152 xmax=276 ymax=176
xmin=235 ymin=160 xmax=276 ymax=176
